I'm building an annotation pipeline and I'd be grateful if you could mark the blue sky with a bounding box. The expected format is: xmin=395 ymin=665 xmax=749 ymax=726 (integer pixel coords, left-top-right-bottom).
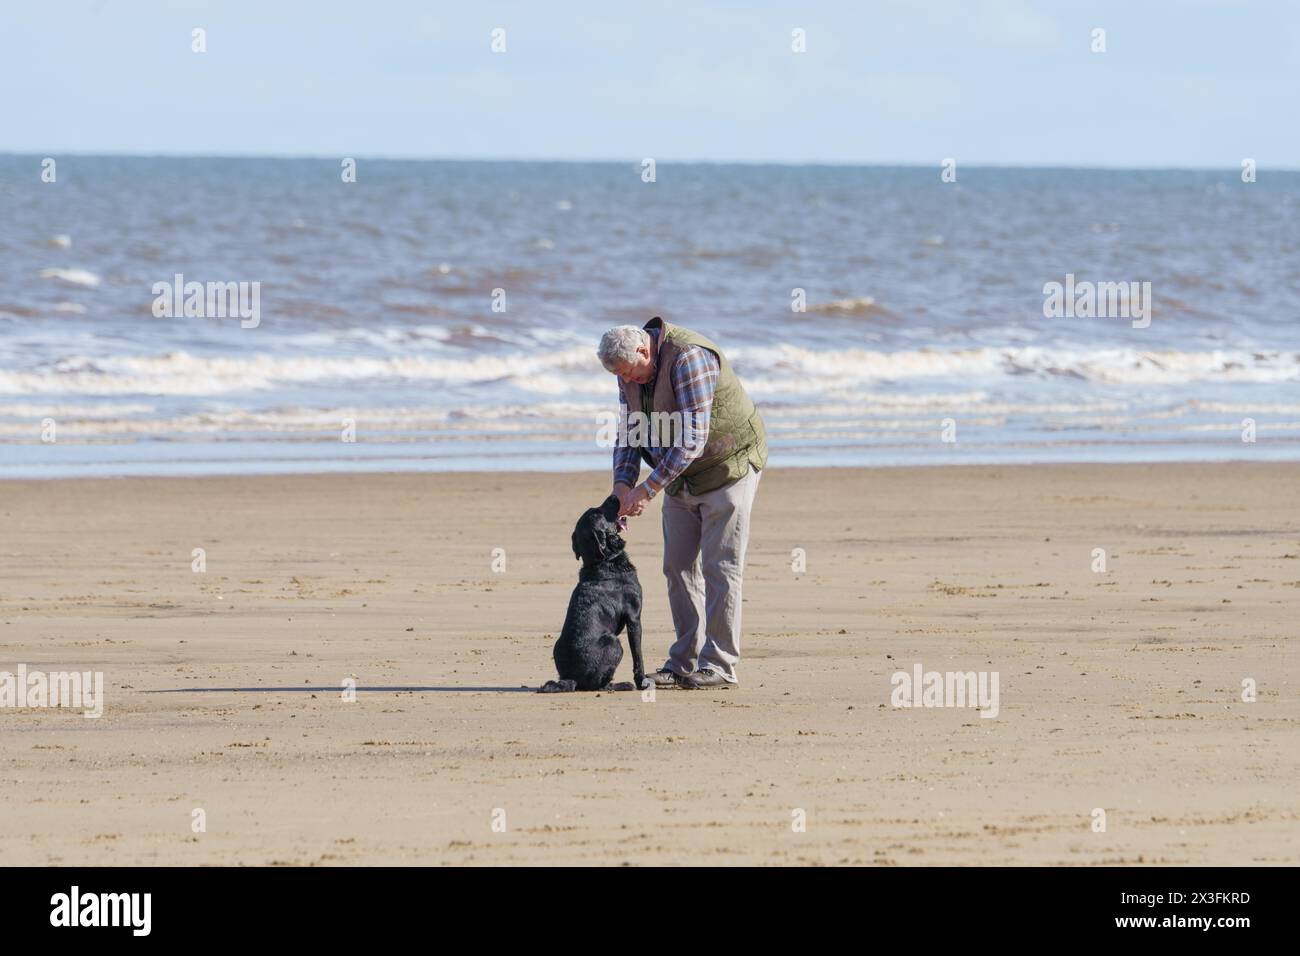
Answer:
xmin=3 ymin=0 xmax=1297 ymax=167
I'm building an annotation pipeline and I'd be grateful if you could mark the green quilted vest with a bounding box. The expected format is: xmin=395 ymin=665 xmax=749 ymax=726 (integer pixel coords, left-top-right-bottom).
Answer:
xmin=620 ymin=317 xmax=768 ymax=496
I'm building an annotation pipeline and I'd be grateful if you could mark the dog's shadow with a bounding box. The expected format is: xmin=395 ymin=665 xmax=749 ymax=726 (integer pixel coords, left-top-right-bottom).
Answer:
xmin=145 ymin=685 xmax=537 ymax=695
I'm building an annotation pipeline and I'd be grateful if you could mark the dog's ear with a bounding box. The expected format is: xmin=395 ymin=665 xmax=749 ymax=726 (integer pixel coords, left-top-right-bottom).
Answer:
xmin=571 ymin=529 xmax=581 ymax=561
xmin=600 ymin=495 xmax=620 ymax=521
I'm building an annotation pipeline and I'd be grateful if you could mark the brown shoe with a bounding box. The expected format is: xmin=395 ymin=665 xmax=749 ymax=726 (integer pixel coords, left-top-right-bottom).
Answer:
xmin=649 ymin=669 xmax=680 ymax=688
xmin=676 ymin=668 xmax=733 ymax=690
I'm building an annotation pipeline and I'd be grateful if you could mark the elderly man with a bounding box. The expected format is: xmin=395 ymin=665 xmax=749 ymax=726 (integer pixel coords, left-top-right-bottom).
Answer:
xmin=597 ymin=316 xmax=767 ymax=689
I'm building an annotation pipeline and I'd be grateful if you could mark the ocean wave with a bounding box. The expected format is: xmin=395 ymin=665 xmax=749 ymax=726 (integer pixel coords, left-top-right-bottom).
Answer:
xmin=0 ymin=346 xmax=603 ymax=396
xmin=759 ymin=395 xmax=1130 ymax=417
xmin=38 ymin=268 xmax=101 ymax=287
xmin=0 ymin=401 xmax=155 ymax=419
xmin=1187 ymin=400 xmax=1300 ymax=414
xmin=0 ymin=401 xmax=611 ymax=439
xmin=2 ymin=344 xmax=1296 ymax=399
xmin=731 ymin=345 xmax=1300 ymax=387
xmin=9 ymin=397 xmax=1297 ymax=445
xmin=804 ymin=296 xmax=879 ymax=314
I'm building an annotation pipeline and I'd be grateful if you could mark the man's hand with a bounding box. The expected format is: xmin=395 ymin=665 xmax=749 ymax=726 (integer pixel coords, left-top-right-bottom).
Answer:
xmin=619 ymin=485 xmax=650 ymax=518
xmin=613 ymin=482 xmax=633 ymax=513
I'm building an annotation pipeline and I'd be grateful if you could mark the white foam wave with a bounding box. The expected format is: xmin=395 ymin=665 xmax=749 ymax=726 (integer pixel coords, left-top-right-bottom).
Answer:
xmin=804 ymin=296 xmax=877 ymax=314
xmin=38 ymin=268 xmax=101 ymax=287
xmin=0 ymin=347 xmax=603 ymax=396
xmin=2 ymin=344 xmax=1296 ymax=399
xmin=731 ymin=345 xmax=1300 ymax=387
xmin=12 ymin=399 xmax=1295 ymax=444
xmin=0 ymin=401 xmax=155 ymax=419
xmin=0 ymin=402 xmax=611 ymax=439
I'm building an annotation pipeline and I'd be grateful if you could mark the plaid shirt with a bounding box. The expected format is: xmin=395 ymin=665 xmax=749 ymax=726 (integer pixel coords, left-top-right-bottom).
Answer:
xmin=613 ymin=329 xmax=720 ymax=497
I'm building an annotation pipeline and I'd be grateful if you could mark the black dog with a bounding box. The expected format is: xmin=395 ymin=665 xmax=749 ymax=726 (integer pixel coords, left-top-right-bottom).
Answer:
xmin=539 ymin=495 xmax=649 ymax=693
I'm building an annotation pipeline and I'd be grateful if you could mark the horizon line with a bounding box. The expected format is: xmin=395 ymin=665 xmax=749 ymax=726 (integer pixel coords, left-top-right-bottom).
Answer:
xmin=2 ymin=150 xmax=1295 ymax=174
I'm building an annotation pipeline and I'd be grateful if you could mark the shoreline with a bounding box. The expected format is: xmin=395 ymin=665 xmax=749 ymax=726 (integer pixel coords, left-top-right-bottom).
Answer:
xmin=5 ymin=445 xmax=1300 ymax=481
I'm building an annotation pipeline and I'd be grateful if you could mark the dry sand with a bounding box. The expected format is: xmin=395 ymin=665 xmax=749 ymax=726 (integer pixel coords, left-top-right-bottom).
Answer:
xmin=1 ymin=464 xmax=1296 ymax=866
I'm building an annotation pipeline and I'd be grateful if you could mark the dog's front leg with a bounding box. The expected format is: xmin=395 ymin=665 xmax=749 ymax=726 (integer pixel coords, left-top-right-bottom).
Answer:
xmin=627 ymin=617 xmax=648 ymax=689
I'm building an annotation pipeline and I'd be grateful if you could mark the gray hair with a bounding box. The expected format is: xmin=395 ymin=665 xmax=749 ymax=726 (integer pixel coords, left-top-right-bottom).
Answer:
xmin=597 ymin=325 xmax=648 ymax=372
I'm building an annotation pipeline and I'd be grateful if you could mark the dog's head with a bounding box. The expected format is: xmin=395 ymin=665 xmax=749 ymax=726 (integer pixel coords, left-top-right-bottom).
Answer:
xmin=571 ymin=495 xmax=629 ymax=564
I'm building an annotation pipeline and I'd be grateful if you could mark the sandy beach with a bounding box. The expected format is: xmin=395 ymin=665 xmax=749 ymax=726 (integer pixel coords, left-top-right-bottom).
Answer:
xmin=1 ymin=463 xmax=1296 ymax=866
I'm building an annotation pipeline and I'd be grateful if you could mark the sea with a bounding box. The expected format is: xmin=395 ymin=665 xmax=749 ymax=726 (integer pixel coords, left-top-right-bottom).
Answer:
xmin=1 ymin=155 xmax=1297 ymax=478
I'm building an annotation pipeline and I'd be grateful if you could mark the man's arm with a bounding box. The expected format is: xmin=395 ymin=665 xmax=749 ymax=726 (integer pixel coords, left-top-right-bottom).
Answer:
xmin=640 ymin=346 xmax=719 ymax=498
xmin=612 ymin=384 xmax=641 ymax=499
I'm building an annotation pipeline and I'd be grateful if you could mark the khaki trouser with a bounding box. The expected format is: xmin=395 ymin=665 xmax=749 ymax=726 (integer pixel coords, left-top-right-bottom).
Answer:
xmin=660 ymin=463 xmax=761 ymax=683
